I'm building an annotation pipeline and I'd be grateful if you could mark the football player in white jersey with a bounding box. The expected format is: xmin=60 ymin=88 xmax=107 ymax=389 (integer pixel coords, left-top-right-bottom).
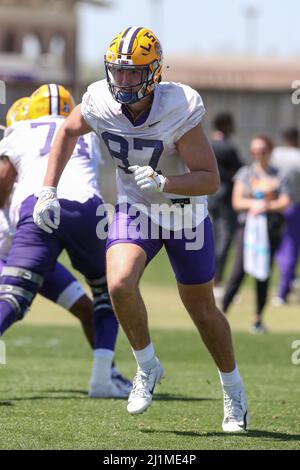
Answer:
xmin=1 ymin=98 xmax=97 ymax=381
xmin=0 ymin=195 xmax=131 ymax=397
xmin=0 ymin=88 xmax=132 ymax=398
xmin=0 ymin=202 xmax=93 ymax=347
xmin=2 ymin=99 xmax=97 ymax=350
xmin=34 ymin=28 xmax=249 ymax=432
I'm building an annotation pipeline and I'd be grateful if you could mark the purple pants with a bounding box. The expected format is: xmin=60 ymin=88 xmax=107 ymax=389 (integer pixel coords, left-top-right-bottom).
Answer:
xmin=6 ymin=195 xmax=107 ymax=278
xmin=0 ymin=258 xmax=84 ymax=309
xmin=106 ymin=204 xmax=215 ymax=285
xmin=0 ymin=195 xmax=118 ymax=349
xmin=275 ymin=203 xmax=300 ymax=300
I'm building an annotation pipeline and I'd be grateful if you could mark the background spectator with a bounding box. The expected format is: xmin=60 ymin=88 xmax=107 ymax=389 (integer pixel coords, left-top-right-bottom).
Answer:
xmin=271 ymin=128 xmax=300 ymax=305
xmin=222 ymin=135 xmax=290 ymax=333
xmin=208 ymin=113 xmax=243 ymax=299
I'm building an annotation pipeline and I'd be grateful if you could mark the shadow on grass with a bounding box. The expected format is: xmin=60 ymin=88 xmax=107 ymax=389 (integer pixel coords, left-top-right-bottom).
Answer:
xmin=0 ymin=391 xmax=219 ymax=403
xmin=0 ymin=389 xmax=86 ymax=403
xmin=38 ymin=390 xmax=218 ymax=403
xmin=155 ymin=393 xmax=219 ymax=403
xmin=33 ymin=389 xmax=87 ymax=394
xmin=141 ymin=428 xmax=300 ymax=442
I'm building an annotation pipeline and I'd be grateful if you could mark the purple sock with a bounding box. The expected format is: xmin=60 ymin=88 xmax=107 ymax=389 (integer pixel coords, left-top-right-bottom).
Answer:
xmin=0 ymin=300 xmax=17 ymax=335
xmin=93 ymin=306 xmax=118 ymax=351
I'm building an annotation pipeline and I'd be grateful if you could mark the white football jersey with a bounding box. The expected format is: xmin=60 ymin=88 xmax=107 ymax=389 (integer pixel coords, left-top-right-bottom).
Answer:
xmin=0 ymin=116 xmax=102 ymax=227
xmin=1 ymin=120 xmax=25 ymax=139
xmin=4 ymin=125 xmax=16 ymax=138
xmin=81 ymin=79 xmax=208 ymax=227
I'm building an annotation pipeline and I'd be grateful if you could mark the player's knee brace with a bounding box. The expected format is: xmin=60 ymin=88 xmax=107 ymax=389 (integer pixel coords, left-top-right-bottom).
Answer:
xmin=0 ymin=266 xmax=44 ymax=321
xmin=85 ymin=275 xmax=113 ymax=314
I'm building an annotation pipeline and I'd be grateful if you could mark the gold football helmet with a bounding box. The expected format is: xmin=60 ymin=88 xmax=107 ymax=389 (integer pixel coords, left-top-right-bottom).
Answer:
xmin=28 ymin=84 xmax=75 ymax=119
xmin=105 ymin=27 xmax=163 ymax=104
xmin=6 ymin=97 xmax=30 ymax=127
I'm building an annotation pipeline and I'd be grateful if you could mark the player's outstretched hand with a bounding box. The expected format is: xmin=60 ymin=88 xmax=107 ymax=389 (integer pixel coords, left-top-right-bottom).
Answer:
xmin=33 ymin=186 xmax=61 ymax=234
xmin=129 ymin=165 xmax=166 ymax=193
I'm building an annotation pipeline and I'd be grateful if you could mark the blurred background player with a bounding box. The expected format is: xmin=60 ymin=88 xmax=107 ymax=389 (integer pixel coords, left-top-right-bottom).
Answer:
xmin=0 ymin=196 xmax=130 ymax=394
xmin=208 ymin=113 xmax=242 ymax=301
xmin=5 ymin=96 xmax=30 ymax=137
xmin=0 ymin=193 xmax=94 ymax=349
xmin=0 ymin=98 xmax=23 ymax=206
xmin=0 ymin=87 xmax=131 ymax=398
xmin=34 ymin=27 xmax=249 ymax=433
xmin=2 ymin=97 xmax=96 ymax=349
xmin=222 ymin=135 xmax=291 ymax=333
xmin=271 ymin=128 xmax=300 ymax=305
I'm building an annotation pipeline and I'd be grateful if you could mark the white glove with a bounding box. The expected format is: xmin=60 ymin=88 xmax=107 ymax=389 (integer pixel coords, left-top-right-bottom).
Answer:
xmin=33 ymin=186 xmax=60 ymax=234
xmin=128 ymin=165 xmax=166 ymax=192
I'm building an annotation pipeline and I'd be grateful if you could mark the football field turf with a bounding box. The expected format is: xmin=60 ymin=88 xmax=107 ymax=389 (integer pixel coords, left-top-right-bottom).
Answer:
xmin=1 ymin=322 xmax=300 ymax=450
xmin=1 ymin=250 xmax=300 ymax=450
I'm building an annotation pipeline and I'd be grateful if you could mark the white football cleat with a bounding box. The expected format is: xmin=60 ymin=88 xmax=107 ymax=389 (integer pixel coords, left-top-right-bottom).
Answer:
xmin=222 ymin=384 xmax=249 ymax=432
xmin=111 ymin=368 xmax=133 ymax=396
xmin=88 ymin=379 xmax=128 ymax=398
xmin=88 ymin=364 xmax=130 ymax=398
xmin=127 ymin=357 xmax=164 ymax=415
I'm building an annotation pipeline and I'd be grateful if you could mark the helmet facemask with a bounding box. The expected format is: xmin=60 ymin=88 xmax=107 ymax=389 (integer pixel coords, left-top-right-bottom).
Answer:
xmin=105 ymin=60 xmax=161 ymax=105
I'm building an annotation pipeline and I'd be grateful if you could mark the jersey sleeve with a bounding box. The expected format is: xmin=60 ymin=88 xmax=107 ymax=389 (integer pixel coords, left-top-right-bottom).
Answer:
xmin=81 ymin=81 xmax=104 ymax=133
xmin=0 ymin=130 xmax=23 ymax=169
xmin=173 ymin=86 xmax=206 ymax=142
xmin=89 ymin=131 xmax=105 ymax=174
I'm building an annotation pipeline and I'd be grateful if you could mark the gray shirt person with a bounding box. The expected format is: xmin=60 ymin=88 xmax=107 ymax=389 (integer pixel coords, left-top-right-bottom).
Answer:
xmin=234 ymin=164 xmax=291 ymax=225
xmin=271 ymin=146 xmax=300 ymax=204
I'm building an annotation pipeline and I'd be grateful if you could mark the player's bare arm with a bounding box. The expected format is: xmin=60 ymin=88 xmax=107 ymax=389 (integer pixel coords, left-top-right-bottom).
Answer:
xmin=164 ymin=123 xmax=220 ymax=196
xmin=232 ymin=181 xmax=257 ymax=211
xmin=0 ymin=156 xmax=17 ymax=207
xmin=43 ymin=104 xmax=92 ymax=187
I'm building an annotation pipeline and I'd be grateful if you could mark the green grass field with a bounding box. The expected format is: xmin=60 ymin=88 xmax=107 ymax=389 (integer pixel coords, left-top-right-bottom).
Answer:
xmin=1 ymin=249 xmax=300 ymax=450
xmin=1 ymin=325 xmax=300 ymax=450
